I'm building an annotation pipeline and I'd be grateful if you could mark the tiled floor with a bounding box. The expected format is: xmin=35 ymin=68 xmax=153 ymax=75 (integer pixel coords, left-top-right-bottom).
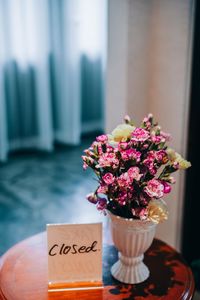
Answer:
xmin=0 ymin=136 xmax=104 ymax=255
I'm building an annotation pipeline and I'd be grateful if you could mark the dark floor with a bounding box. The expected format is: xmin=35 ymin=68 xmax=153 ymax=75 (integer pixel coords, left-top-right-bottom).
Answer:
xmin=0 ymin=136 xmax=104 ymax=255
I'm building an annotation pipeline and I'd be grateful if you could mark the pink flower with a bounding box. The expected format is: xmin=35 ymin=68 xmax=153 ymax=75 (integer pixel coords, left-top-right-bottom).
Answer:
xmin=131 ymin=128 xmax=150 ymax=142
xmin=117 ymin=172 xmax=132 ymax=187
xmin=139 ymin=193 xmax=149 ymax=206
xmin=106 ymin=145 xmax=115 ymax=153
xmin=86 ymin=193 xmax=98 ymax=204
xmin=155 ymin=150 xmax=168 ymax=163
xmin=84 ymin=149 xmax=94 ymax=156
xmin=117 ymin=191 xmax=128 ymax=206
xmin=118 ymin=142 xmax=129 ymax=150
xmin=121 ymin=149 xmax=141 ymax=162
xmin=143 ymin=158 xmax=156 ymax=175
xmin=96 ymin=134 xmax=108 ymax=143
xmin=149 ymin=167 xmax=157 ymax=175
xmin=97 ymin=198 xmax=107 ymax=211
xmin=127 ymin=167 xmax=142 ymax=181
xmin=102 ymin=173 xmax=115 ymax=185
xmin=143 ymin=151 xmax=157 ymax=175
xmin=142 ymin=143 xmax=149 ymax=149
xmin=173 ymin=161 xmax=179 ymax=169
xmin=97 ymin=153 xmax=119 ymax=168
xmin=162 ymin=181 xmax=171 ymax=194
xmin=151 ymin=135 xmax=164 ymax=144
xmin=142 ymin=114 xmax=153 ymax=130
xmin=97 ymin=145 xmax=103 ymax=155
xmin=132 ymin=207 xmax=148 ymax=220
xmin=83 ymin=162 xmax=88 ymax=170
xmin=97 ymin=183 xmax=108 ymax=194
xmin=120 ymin=151 xmax=129 ymax=161
xmin=147 ymin=151 xmax=156 ymax=160
xmin=144 ymin=179 xmax=164 ymax=198
xmin=82 ymin=155 xmax=87 ymax=162
xmin=82 ymin=156 xmax=94 ymax=169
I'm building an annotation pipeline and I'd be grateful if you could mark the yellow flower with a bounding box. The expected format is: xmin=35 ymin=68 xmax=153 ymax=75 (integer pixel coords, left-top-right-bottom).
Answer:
xmin=166 ymin=148 xmax=176 ymax=161
xmin=174 ymin=153 xmax=191 ymax=169
xmin=166 ymin=148 xmax=191 ymax=170
xmin=147 ymin=199 xmax=168 ymax=224
xmin=110 ymin=124 xmax=135 ymax=142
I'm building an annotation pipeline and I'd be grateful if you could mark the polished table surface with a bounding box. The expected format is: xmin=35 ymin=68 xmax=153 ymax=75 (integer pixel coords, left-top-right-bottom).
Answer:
xmin=0 ymin=232 xmax=195 ymax=300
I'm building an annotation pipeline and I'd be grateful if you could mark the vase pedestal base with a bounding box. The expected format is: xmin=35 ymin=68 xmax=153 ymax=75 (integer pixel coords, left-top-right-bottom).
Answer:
xmin=111 ymin=253 xmax=149 ymax=284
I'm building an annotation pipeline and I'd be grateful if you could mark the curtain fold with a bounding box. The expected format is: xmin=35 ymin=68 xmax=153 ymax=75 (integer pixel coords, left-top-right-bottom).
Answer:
xmin=0 ymin=0 xmax=106 ymax=161
xmin=0 ymin=1 xmax=8 ymax=161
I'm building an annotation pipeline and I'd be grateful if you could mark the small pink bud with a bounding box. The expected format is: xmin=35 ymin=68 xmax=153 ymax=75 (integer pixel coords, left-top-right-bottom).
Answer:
xmin=163 ymin=182 xmax=171 ymax=194
xmin=86 ymin=193 xmax=98 ymax=204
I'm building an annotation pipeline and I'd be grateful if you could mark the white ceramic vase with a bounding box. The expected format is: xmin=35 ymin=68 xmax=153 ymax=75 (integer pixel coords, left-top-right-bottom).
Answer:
xmin=109 ymin=211 xmax=157 ymax=284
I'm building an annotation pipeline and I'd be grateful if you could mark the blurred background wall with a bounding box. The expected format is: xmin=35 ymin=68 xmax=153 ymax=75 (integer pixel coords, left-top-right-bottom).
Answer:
xmin=106 ymin=0 xmax=194 ymax=250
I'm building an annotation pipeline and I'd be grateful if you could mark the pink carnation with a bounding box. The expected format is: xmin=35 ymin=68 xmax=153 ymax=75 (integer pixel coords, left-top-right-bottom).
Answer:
xmin=173 ymin=161 xmax=179 ymax=170
xmin=143 ymin=151 xmax=157 ymax=175
xmin=83 ymin=162 xmax=88 ymax=170
xmin=97 ymin=183 xmax=108 ymax=194
xmin=97 ymin=198 xmax=107 ymax=211
xmin=162 ymin=181 xmax=171 ymax=194
xmin=117 ymin=172 xmax=132 ymax=187
xmin=142 ymin=114 xmax=153 ymax=130
xmin=97 ymin=145 xmax=103 ymax=155
xmin=117 ymin=191 xmax=128 ymax=206
xmin=121 ymin=149 xmax=141 ymax=162
xmin=118 ymin=142 xmax=129 ymax=150
xmin=155 ymin=150 xmax=168 ymax=162
xmin=106 ymin=145 xmax=115 ymax=153
xmin=151 ymin=135 xmax=164 ymax=144
xmin=139 ymin=193 xmax=149 ymax=206
xmin=84 ymin=149 xmax=93 ymax=156
xmin=96 ymin=134 xmax=108 ymax=143
xmin=127 ymin=167 xmax=142 ymax=181
xmin=102 ymin=173 xmax=115 ymax=185
xmin=143 ymin=159 xmax=156 ymax=175
xmin=144 ymin=179 xmax=164 ymax=198
xmin=132 ymin=207 xmax=148 ymax=220
xmin=82 ymin=156 xmax=94 ymax=169
xmin=131 ymin=128 xmax=150 ymax=142
xmin=97 ymin=153 xmax=119 ymax=168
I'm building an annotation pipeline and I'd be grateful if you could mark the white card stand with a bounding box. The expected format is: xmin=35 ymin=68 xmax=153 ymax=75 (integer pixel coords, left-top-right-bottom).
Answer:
xmin=47 ymin=223 xmax=103 ymax=293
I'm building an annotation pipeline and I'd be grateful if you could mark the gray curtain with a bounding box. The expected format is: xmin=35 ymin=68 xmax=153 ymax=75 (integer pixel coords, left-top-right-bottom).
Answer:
xmin=0 ymin=0 xmax=106 ymax=161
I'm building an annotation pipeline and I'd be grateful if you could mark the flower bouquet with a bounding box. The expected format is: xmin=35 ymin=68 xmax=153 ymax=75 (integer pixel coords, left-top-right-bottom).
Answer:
xmin=82 ymin=114 xmax=191 ymax=284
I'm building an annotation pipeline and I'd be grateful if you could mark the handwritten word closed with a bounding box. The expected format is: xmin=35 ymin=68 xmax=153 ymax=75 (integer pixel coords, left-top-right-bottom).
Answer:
xmin=47 ymin=223 xmax=102 ymax=285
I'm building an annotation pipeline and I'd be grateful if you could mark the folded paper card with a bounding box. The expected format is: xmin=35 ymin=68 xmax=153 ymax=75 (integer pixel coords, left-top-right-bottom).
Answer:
xmin=47 ymin=223 xmax=102 ymax=291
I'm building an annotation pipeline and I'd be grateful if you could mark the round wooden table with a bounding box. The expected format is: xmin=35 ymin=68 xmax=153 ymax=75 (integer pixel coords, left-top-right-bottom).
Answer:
xmin=0 ymin=232 xmax=195 ymax=300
